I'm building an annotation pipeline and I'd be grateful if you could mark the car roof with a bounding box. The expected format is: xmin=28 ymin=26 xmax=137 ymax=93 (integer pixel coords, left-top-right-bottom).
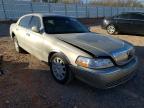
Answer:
xmin=121 ymin=12 xmax=144 ymax=15
xmin=23 ymin=13 xmax=69 ymax=18
xmin=17 ymin=13 xmax=73 ymax=24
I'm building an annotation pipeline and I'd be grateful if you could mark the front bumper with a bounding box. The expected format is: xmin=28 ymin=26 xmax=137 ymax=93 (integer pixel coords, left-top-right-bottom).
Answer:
xmin=101 ymin=20 xmax=109 ymax=29
xmin=101 ymin=23 xmax=107 ymax=29
xmin=71 ymin=57 xmax=138 ymax=89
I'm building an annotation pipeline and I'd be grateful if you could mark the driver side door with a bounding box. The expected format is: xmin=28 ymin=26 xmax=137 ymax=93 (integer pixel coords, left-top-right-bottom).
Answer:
xmin=26 ymin=16 xmax=45 ymax=60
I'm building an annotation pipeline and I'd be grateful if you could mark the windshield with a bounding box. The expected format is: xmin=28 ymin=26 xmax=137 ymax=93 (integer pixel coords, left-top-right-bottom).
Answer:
xmin=43 ymin=16 xmax=90 ymax=34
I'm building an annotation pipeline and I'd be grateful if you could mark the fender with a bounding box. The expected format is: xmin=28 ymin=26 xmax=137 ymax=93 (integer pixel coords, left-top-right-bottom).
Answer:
xmin=48 ymin=50 xmax=71 ymax=65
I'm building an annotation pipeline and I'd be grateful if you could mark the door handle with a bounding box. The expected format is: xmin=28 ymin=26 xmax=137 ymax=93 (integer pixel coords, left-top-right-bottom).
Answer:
xmin=26 ymin=33 xmax=30 ymax=36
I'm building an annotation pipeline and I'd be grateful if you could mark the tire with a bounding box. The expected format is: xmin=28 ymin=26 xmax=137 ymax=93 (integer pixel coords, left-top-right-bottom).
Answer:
xmin=50 ymin=53 xmax=73 ymax=84
xmin=13 ymin=37 xmax=24 ymax=53
xmin=107 ymin=24 xmax=117 ymax=35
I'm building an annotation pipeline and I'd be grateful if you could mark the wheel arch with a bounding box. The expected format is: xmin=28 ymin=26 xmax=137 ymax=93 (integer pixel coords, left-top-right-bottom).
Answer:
xmin=48 ymin=50 xmax=71 ymax=65
xmin=11 ymin=32 xmax=16 ymax=39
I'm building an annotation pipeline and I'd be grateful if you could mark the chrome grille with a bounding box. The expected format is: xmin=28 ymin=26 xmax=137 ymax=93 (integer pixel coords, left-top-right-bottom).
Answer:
xmin=111 ymin=47 xmax=134 ymax=65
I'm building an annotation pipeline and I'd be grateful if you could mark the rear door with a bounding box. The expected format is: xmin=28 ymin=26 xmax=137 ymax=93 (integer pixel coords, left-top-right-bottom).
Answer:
xmin=16 ymin=15 xmax=32 ymax=50
xmin=130 ymin=13 xmax=144 ymax=34
xmin=115 ymin=13 xmax=133 ymax=33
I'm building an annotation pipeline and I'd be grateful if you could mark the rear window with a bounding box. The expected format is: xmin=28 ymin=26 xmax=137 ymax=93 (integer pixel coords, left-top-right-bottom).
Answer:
xmin=130 ymin=14 xmax=144 ymax=20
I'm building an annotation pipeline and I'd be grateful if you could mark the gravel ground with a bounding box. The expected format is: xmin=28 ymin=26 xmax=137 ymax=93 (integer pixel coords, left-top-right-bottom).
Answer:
xmin=0 ymin=26 xmax=144 ymax=108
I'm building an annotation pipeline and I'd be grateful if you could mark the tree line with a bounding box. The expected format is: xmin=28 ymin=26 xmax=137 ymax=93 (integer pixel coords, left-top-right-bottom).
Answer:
xmin=31 ymin=0 xmax=82 ymax=3
xmin=89 ymin=0 xmax=143 ymax=7
xmin=31 ymin=0 xmax=144 ymax=7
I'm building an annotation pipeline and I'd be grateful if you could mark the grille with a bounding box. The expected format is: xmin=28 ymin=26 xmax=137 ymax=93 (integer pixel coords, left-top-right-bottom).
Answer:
xmin=111 ymin=48 xmax=134 ymax=66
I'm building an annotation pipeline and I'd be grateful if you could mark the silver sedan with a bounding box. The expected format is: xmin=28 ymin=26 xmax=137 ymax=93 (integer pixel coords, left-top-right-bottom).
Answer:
xmin=10 ymin=13 xmax=138 ymax=89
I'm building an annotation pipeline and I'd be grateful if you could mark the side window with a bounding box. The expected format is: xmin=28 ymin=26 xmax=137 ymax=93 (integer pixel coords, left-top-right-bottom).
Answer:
xmin=19 ymin=16 xmax=32 ymax=28
xmin=118 ymin=14 xmax=130 ymax=19
xmin=29 ymin=16 xmax=41 ymax=29
xmin=130 ymin=14 xmax=144 ymax=20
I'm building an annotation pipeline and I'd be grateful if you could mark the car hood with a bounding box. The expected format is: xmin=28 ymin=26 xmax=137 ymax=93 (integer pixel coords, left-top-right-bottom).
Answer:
xmin=55 ymin=33 xmax=125 ymax=57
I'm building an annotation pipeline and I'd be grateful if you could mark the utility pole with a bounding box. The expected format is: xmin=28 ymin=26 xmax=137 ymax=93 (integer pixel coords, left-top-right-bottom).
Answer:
xmin=86 ymin=0 xmax=89 ymax=18
xmin=1 ymin=0 xmax=7 ymax=20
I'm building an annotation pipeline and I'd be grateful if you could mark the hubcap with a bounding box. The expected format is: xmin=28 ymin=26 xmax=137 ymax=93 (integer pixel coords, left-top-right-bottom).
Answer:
xmin=51 ymin=57 xmax=66 ymax=80
xmin=107 ymin=25 xmax=115 ymax=34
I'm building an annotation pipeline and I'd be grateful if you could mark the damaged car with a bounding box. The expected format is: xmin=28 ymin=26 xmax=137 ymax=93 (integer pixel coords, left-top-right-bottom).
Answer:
xmin=10 ymin=13 xmax=138 ymax=89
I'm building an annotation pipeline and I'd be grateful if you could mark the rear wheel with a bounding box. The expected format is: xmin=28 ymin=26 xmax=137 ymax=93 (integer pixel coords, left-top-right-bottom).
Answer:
xmin=13 ymin=37 xmax=24 ymax=53
xmin=107 ymin=24 xmax=117 ymax=35
xmin=50 ymin=53 xmax=73 ymax=84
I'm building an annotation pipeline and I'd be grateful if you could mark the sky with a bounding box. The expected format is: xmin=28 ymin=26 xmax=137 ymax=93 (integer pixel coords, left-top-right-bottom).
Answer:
xmin=139 ymin=0 xmax=144 ymax=1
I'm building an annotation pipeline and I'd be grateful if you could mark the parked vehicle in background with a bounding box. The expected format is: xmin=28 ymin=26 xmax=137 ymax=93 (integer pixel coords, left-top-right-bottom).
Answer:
xmin=102 ymin=12 xmax=144 ymax=35
xmin=10 ymin=13 xmax=138 ymax=89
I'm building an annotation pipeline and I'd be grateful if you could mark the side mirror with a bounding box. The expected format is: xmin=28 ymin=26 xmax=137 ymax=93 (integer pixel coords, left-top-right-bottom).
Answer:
xmin=31 ymin=26 xmax=40 ymax=33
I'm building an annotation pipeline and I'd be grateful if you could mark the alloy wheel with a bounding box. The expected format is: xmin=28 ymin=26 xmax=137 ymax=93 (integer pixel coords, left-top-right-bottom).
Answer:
xmin=51 ymin=57 xmax=66 ymax=80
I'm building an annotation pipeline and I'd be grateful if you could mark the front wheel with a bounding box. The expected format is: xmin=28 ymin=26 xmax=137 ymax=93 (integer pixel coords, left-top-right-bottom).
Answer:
xmin=107 ymin=24 xmax=117 ymax=35
xmin=50 ymin=53 xmax=73 ymax=84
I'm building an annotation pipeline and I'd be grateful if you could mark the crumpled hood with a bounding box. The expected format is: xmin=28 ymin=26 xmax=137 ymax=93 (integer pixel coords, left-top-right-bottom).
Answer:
xmin=55 ymin=32 xmax=125 ymax=57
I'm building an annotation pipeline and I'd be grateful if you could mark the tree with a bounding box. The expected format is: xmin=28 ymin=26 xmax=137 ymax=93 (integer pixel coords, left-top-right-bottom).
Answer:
xmin=61 ymin=0 xmax=82 ymax=3
xmin=31 ymin=0 xmax=59 ymax=3
xmin=89 ymin=0 xmax=143 ymax=7
xmin=31 ymin=0 xmax=82 ymax=3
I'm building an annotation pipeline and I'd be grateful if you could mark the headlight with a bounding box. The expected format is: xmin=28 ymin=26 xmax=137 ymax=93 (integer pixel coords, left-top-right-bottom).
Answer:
xmin=76 ymin=56 xmax=114 ymax=69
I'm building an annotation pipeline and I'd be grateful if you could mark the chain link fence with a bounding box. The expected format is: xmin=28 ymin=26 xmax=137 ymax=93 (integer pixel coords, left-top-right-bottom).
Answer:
xmin=0 ymin=0 xmax=144 ymax=21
